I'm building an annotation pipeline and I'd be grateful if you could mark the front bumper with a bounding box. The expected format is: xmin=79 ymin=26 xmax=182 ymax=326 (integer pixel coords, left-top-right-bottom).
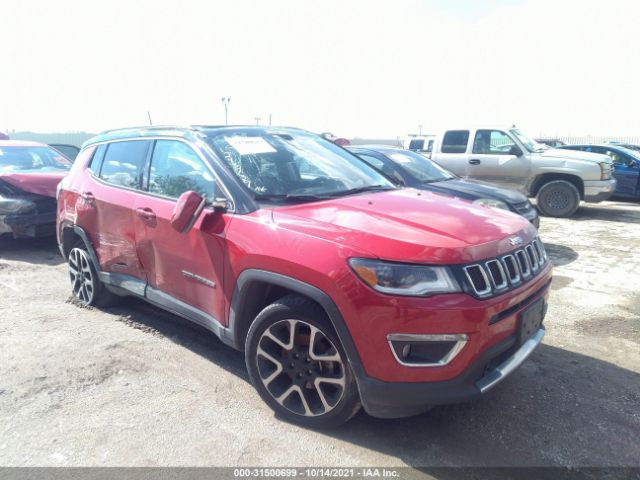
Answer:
xmin=584 ymin=178 xmax=617 ymax=202
xmin=1 ymin=211 xmax=56 ymax=238
xmin=359 ymin=327 xmax=545 ymax=418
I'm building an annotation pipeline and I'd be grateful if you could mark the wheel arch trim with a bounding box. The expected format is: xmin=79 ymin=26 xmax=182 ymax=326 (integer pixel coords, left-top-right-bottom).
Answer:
xmin=229 ymin=269 xmax=366 ymax=379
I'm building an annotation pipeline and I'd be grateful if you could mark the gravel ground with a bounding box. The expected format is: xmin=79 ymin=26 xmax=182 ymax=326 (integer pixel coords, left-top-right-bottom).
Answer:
xmin=0 ymin=200 xmax=639 ymax=468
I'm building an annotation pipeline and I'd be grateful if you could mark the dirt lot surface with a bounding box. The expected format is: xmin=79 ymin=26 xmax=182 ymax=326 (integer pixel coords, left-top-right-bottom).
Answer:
xmin=1 ymin=200 xmax=639 ymax=468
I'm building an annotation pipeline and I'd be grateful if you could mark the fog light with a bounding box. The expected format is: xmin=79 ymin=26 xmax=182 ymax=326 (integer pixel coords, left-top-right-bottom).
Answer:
xmin=387 ymin=333 xmax=468 ymax=367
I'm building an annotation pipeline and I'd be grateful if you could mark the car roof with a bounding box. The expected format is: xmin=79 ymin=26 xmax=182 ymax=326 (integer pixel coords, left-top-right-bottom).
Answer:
xmin=0 ymin=140 xmax=50 ymax=148
xmin=82 ymin=125 xmax=310 ymax=148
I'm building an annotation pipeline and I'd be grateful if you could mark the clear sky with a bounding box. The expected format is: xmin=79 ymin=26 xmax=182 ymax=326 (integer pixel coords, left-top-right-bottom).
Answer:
xmin=2 ymin=0 xmax=639 ymax=138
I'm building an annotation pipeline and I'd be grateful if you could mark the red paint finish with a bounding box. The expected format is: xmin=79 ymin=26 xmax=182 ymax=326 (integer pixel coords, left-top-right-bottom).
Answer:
xmin=58 ymin=142 xmax=552 ymax=387
xmin=0 ymin=172 xmax=65 ymax=198
xmin=219 ymin=201 xmax=548 ymax=383
xmin=133 ymin=193 xmax=229 ymax=324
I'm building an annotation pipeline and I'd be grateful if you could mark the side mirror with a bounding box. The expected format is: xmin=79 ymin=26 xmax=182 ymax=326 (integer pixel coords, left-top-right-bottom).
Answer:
xmin=509 ymin=145 xmax=523 ymax=157
xmin=211 ymin=197 xmax=229 ymax=212
xmin=170 ymin=191 xmax=206 ymax=234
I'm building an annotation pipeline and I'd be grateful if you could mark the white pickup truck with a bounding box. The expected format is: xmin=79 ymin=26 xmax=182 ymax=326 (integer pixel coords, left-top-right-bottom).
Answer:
xmin=429 ymin=126 xmax=616 ymax=217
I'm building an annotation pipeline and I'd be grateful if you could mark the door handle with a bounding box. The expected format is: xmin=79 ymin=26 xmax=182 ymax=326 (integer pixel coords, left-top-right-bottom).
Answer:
xmin=81 ymin=191 xmax=95 ymax=204
xmin=469 ymin=159 xmax=481 ymax=165
xmin=135 ymin=207 xmax=156 ymax=221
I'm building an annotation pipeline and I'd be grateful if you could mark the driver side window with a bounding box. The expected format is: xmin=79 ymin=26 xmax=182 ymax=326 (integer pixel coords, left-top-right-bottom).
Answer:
xmin=472 ymin=130 xmax=516 ymax=155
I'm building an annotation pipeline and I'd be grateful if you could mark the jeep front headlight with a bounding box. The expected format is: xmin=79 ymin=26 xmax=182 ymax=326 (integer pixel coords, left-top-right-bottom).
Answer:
xmin=349 ymin=258 xmax=460 ymax=296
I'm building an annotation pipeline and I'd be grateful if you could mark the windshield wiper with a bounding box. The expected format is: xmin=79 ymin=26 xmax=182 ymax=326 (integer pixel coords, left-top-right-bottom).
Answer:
xmin=254 ymin=185 xmax=394 ymax=203
xmin=254 ymin=193 xmax=332 ymax=203
xmin=324 ymin=185 xmax=395 ymax=197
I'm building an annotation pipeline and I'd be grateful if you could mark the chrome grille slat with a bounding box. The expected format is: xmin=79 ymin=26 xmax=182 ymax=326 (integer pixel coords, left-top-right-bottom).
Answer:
xmin=463 ymin=237 xmax=549 ymax=298
xmin=463 ymin=265 xmax=492 ymax=297
xmin=485 ymin=259 xmax=508 ymax=290
xmin=525 ymin=245 xmax=539 ymax=272
xmin=515 ymin=250 xmax=531 ymax=278
xmin=501 ymin=254 xmax=521 ymax=284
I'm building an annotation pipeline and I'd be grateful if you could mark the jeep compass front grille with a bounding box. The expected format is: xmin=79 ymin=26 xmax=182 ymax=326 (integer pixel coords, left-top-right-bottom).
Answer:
xmin=462 ymin=237 xmax=549 ymax=298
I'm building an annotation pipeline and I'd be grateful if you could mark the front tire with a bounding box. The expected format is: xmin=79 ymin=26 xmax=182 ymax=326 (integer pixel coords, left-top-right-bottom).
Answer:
xmin=245 ymin=295 xmax=361 ymax=428
xmin=68 ymin=240 xmax=118 ymax=307
xmin=536 ymin=180 xmax=581 ymax=217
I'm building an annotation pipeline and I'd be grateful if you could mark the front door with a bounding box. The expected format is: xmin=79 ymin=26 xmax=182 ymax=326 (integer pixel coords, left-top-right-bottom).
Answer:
xmin=133 ymin=139 xmax=230 ymax=327
xmin=590 ymin=147 xmax=640 ymax=198
xmin=468 ymin=129 xmax=530 ymax=191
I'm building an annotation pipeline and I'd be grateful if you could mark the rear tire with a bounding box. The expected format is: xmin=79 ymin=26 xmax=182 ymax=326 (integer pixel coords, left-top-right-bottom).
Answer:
xmin=68 ymin=240 xmax=119 ymax=307
xmin=245 ymin=294 xmax=361 ymax=428
xmin=536 ymin=180 xmax=580 ymax=217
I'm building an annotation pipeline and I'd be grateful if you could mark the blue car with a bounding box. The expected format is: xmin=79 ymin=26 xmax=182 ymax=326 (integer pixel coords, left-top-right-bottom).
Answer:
xmin=558 ymin=144 xmax=640 ymax=200
xmin=348 ymin=145 xmax=540 ymax=227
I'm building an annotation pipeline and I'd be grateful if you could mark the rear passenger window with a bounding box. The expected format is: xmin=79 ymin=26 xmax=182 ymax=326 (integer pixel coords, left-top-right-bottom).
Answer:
xmin=148 ymin=140 xmax=216 ymax=199
xmin=441 ymin=130 xmax=469 ymax=154
xmin=88 ymin=144 xmax=107 ymax=173
xmin=99 ymin=141 xmax=150 ymax=189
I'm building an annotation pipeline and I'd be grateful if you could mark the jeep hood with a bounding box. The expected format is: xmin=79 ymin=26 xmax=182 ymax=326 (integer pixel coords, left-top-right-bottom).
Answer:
xmin=272 ymin=189 xmax=537 ymax=264
xmin=0 ymin=172 xmax=65 ymax=198
xmin=540 ymin=148 xmax=611 ymax=164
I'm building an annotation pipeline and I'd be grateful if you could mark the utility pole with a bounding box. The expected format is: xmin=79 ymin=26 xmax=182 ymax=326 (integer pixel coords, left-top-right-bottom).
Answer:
xmin=147 ymin=111 xmax=153 ymax=126
xmin=255 ymin=116 xmax=261 ymax=126
xmin=269 ymin=113 xmax=272 ymax=126
xmin=418 ymin=124 xmax=423 ymax=136
xmin=221 ymin=97 xmax=231 ymax=125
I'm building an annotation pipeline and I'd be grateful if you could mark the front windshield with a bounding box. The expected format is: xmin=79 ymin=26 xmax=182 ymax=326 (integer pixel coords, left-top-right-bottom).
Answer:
xmin=386 ymin=150 xmax=454 ymax=183
xmin=206 ymin=129 xmax=395 ymax=200
xmin=510 ymin=129 xmax=546 ymax=153
xmin=620 ymin=147 xmax=640 ymax=160
xmin=0 ymin=146 xmax=72 ymax=173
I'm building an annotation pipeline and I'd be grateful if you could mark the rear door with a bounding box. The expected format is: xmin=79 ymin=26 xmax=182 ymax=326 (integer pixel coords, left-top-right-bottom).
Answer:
xmin=433 ymin=130 xmax=471 ymax=176
xmin=83 ymin=140 xmax=151 ymax=291
xmin=133 ymin=139 xmax=230 ymax=326
xmin=467 ymin=129 xmax=530 ymax=190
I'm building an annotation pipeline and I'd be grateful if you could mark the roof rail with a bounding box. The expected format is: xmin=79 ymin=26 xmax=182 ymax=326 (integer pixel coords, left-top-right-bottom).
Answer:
xmin=97 ymin=125 xmax=188 ymax=135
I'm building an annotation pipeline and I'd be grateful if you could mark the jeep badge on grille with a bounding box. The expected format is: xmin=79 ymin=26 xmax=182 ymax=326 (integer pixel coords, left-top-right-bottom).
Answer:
xmin=509 ymin=236 xmax=524 ymax=246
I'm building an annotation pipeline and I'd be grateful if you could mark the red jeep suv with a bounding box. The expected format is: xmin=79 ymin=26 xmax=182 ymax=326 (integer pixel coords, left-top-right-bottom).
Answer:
xmin=57 ymin=126 xmax=552 ymax=427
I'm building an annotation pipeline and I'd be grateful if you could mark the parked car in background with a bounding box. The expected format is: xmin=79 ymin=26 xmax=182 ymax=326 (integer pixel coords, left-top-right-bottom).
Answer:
xmin=428 ymin=126 xmax=616 ymax=217
xmin=57 ymin=125 xmax=551 ymax=427
xmin=320 ymin=132 xmax=350 ymax=146
xmin=0 ymin=140 xmax=71 ymax=238
xmin=558 ymin=144 xmax=640 ymax=200
xmin=535 ymin=138 xmax=565 ymax=147
xmin=50 ymin=143 xmax=80 ymax=161
xmin=348 ymin=145 xmax=540 ymax=227
xmin=404 ymin=135 xmax=436 ymax=154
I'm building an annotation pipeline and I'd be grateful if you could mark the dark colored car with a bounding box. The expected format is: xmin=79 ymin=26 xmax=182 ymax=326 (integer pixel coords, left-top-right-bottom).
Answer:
xmin=0 ymin=140 xmax=71 ymax=238
xmin=50 ymin=144 xmax=81 ymax=161
xmin=57 ymin=126 xmax=551 ymax=427
xmin=535 ymin=138 xmax=566 ymax=147
xmin=558 ymin=144 xmax=640 ymax=200
xmin=348 ymin=145 xmax=540 ymax=228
